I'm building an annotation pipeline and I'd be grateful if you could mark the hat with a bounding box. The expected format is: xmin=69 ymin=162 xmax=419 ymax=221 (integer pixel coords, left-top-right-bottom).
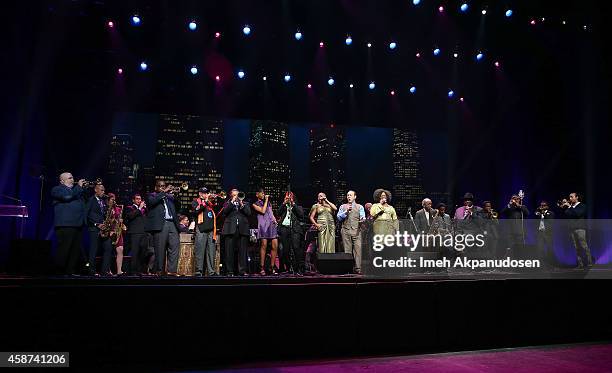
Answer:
xmin=463 ymin=192 xmax=474 ymax=201
xmin=198 ymin=187 xmax=209 ymax=193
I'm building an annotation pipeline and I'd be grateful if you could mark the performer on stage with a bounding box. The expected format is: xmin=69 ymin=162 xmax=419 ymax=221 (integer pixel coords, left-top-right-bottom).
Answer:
xmin=337 ymin=190 xmax=365 ymax=274
xmin=85 ymin=183 xmax=113 ymax=276
xmin=178 ymin=215 xmax=190 ymax=233
xmin=277 ymin=191 xmax=304 ymax=274
xmin=436 ymin=203 xmax=452 ymax=233
xmin=535 ymin=200 xmax=555 ymax=268
xmin=309 ymin=192 xmax=337 ymax=254
xmin=252 ymin=188 xmax=279 ymax=275
xmin=454 ymin=192 xmax=482 ymax=220
xmin=500 ymin=194 xmax=529 ymax=253
xmin=415 ymin=198 xmax=434 ymax=234
xmin=370 ymin=189 xmax=398 ymax=236
xmin=219 ymin=189 xmax=251 ymax=276
xmin=124 ymin=193 xmax=149 ymax=275
xmin=145 ymin=180 xmax=180 ymax=276
xmin=560 ymin=193 xmax=593 ymax=268
xmin=51 ymin=172 xmax=86 ymax=276
xmin=107 ymin=193 xmax=127 ymax=275
xmin=192 ymin=187 xmax=217 ymax=277
xmin=479 ymin=201 xmax=499 ymax=259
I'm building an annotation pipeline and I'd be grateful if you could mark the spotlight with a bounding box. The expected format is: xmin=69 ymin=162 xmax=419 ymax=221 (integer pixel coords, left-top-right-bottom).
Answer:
xmin=190 ymin=66 xmax=198 ymax=75
xmin=438 ymin=6 xmax=444 ymax=12
xmin=319 ymin=41 xmax=324 ymax=48
xmin=295 ymin=31 xmax=302 ymax=40
xmin=307 ymin=83 xmax=312 ymax=89
xmin=460 ymin=97 xmax=464 ymax=102
xmin=390 ymin=90 xmax=396 ymax=96
xmin=367 ymin=42 xmax=372 ymax=48
xmin=188 ymin=21 xmax=197 ymax=31
xmin=494 ymin=61 xmax=500 ymax=67
xmin=448 ymin=90 xmax=454 ymax=98
xmin=139 ymin=62 xmax=147 ymax=71
xmin=413 ymin=0 xmax=421 ymax=5
xmin=284 ymin=74 xmax=291 ymax=82
xmin=460 ymin=3 xmax=468 ymax=12
xmin=530 ymin=19 xmax=536 ymax=25
xmin=505 ymin=9 xmax=513 ymax=17
xmin=416 ymin=52 xmax=421 ymax=58
xmin=117 ymin=68 xmax=123 ymax=74
xmin=237 ymin=70 xmax=245 ymax=79
xmin=583 ymin=25 xmax=588 ymax=31
xmin=433 ymin=48 xmax=441 ymax=56
xmin=328 ymin=77 xmax=335 ymax=86
xmin=107 ymin=21 xmax=114 ymax=28
xmin=562 ymin=20 xmax=566 ymax=25
xmin=349 ymin=83 xmax=354 ymax=88
xmin=389 ymin=42 xmax=397 ymax=50
xmin=481 ymin=9 xmax=487 ymax=15
xmin=132 ymin=15 xmax=141 ymax=25
xmin=215 ymin=75 xmax=220 ymax=82
xmin=453 ymin=52 xmax=458 ymax=58
xmin=476 ymin=52 xmax=484 ymax=61
xmin=369 ymin=82 xmax=376 ymax=90
xmin=263 ymin=76 xmax=267 ymax=81
xmin=215 ymin=32 xmax=221 ymax=38
xmin=345 ymin=35 xmax=352 ymax=45
xmin=409 ymin=86 xmax=416 ymax=94
xmin=242 ymin=25 xmax=251 ymax=35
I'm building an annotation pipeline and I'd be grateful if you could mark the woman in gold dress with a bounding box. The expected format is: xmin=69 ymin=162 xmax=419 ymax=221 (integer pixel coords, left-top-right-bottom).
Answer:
xmin=370 ymin=189 xmax=399 ymax=236
xmin=309 ymin=192 xmax=337 ymax=254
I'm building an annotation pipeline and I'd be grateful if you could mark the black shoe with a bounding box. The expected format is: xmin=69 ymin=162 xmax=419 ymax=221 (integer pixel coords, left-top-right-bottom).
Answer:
xmin=195 ymin=271 xmax=203 ymax=277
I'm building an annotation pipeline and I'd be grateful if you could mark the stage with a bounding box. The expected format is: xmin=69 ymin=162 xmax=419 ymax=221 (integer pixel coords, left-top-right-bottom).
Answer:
xmin=2 ymin=271 xmax=612 ymax=371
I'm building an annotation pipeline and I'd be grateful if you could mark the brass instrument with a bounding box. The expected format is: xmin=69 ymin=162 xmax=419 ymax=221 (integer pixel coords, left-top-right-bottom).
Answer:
xmin=237 ymin=191 xmax=246 ymax=201
xmin=210 ymin=190 xmax=227 ymax=199
xmin=167 ymin=182 xmax=189 ymax=194
xmin=490 ymin=209 xmax=498 ymax=219
xmin=557 ymin=198 xmax=570 ymax=208
xmin=427 ymin=209 xmax=441 ymax=235
xmin=82 ymin=178 xmax=102 ymax=188
xmin=99 ymin=202 xmax=114 ymax=238
xmin=113 ymin=204 xmax=127 ymax=246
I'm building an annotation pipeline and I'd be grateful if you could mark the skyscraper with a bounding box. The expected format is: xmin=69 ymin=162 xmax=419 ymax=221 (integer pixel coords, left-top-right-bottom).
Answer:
xmin=392 ymin=129 xmax=425 ymax=217
xmin=107 ymin=134 xmax=135 ymax=205
xmin=155 ymin=114 xmax=224 ymax=212
xmin=248 ymin=120 xmax=290 ymax=206
xmin=310 ymin=124 xmax=347 ymax=204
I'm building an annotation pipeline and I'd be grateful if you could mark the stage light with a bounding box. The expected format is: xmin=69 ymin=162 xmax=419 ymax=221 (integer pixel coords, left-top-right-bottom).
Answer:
xmin=409 ymin=86 xmax=416 ymax=94
xmin=481 ymin=9 xmax=487 ymax=15
xmin=117 ymin=68 xmax=123 ymax=74
xmin=295 ymin=31 xmax=302 ymax=40
xmin=107 ymin=21 xmax=114 ymax=28
xmin=319 ymin=41 xmax=324 ymax=48
xmin=328 ymin=77 xmax=335 ymax=86
xmin=505 ymin=9 xmax=513 ymax=17
xmin=263 ymin=76 xmax=267 ymax=81
xmin=460 ymin=3 xmax=468 ymax=13
xmin=438 ymin=6 xmax=444 ymax=12
xmin=433 ymin=48 xmax=441 ymax=56
xmin=448 ymin=90 xmax=454 ymax=98
xmin=349 ymin=83 xmax=354 ymax=88
xmin=215 ymin=75 xmax=220 ymax=81
xmin=583 ymin=25 xmax=588 ymax=30
xmin=453 ymin=52 xmax=458 ymax=58
xmin=389 ymin=42 xmax=397 ymax=50
xmin=369 ymin=82 xmax=376 ymax=90
xmin=367 ymin=42 xmax=372 ymax=48
xmin=413 ymin=0 xmax=421 ymax=5
xmin=190 ymin=66 xmax=198 ymax=75
xmin=215 ymin=32 xmax=221 ymax=38
xmin=530 ymin=19 xmax=536 ymax=25
xmin=476 ymin=52 xmax=484 ymax=61
xmin=139 ymin=62 xmax=147 ymax=71
xmin=242 ymin=25 xmax=251 ymax=35
xmin=460 ymin=97 xmax=464 ymax=102
xmin=562 ymin=20 xmax=566 ymax=25
xmin=390 ymin=90 xmax=396 ymax=96
xmin=307 ymin=83 xmax=312 ymax=89
xmin=132 ymin=15 xmax=141 ymax=25
xmin=345 ymin=36 xmax=352 ymax=45
xmin=188 ymin=21 xmax=197 ymax=31
xmin=237 ymin=70 xmax=245 ymax=79
xmin=284 ymin=74 xmax=291 ymax=82
xmin=494 ymin=61 xmax=500 ymax=67
xmin=416 ymin=52 xmax=421 ymax=58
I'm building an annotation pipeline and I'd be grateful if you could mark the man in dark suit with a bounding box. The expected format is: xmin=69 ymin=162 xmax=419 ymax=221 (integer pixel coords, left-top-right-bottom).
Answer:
xmin=535 ymin=200 xmax=556 ymax=268
xmin=219 ymin=189 xmax=251 ymax=276
xmin=124 ymin=193 xmax=149 ymax=275
xmin=51 ymin=172 xmax=86 ymax=275
xmin=145 ymin=180 xmax=180 ymax=275
xmin=561 ymin=192 xmax=593 ymax=268
xmin=500 ymin=194 xmax=529 ymax=255
xmin=85 ymin=183 xmax=113 ymax=275
xmin=415 ymin=198 xmax=434 ymax=234
xmin=277 ymin=191 xmax=305 ymax=273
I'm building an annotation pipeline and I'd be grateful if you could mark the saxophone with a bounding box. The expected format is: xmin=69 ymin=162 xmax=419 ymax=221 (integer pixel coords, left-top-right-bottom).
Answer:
xmin=112 ymin=204 xmax=127 ymax=246
xmin=99 ymin=204 xmax=114 ymax=238
xmin=427 ymin=209 xmax=441 ymax=235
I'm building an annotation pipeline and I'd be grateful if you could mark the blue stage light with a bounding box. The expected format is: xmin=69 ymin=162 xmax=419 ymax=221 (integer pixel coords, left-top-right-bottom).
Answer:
xmin=188 ymin=21 xmax=197 ymax=31
xmin=476 ymin=52 xmax=484 ymax=61
xmin=237 ymin=70 xmax=245 ymax=79
xmin=140 ymin=62 xmax=147 ymax=71
xmin=243 ymin=25 xmax=251 ymax=36
xmin=132 ymin=15 xmax=141 ymax=25
xmin=284 ymin=74 xmax=291 ymax=82
xmin=295 ymin=31 xmax=302 ymax=40
xmin=328 ymin=77 xmax=335 ymax=86
xmin=190 ymin=66 xmax=198 ymax=75
xmin=369 ymin=82 xmax=376 ymax=90
xmin=448 ymin=90 xmax=455 ymax=98
xmin=409 ymin=86 xmax=416 ymax=94
xmin=460 ymin=3 xmax=469 ymax=12
xmin=413 ymin=0 xmax=421 ymax=5
xmin=433 ymin=48 xmax=441 ymax=56
xmin=389 ymin=42 xmax=397 ymax=50
xmin=345 ymin=36 xmax=352 ymax=45
xmin=505 ymin=9 xmax=513 ymax=17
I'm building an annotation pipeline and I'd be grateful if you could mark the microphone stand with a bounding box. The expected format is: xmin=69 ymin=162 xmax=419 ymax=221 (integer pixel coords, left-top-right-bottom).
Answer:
xmin=407 ymin=207 xmax=418 ymax=233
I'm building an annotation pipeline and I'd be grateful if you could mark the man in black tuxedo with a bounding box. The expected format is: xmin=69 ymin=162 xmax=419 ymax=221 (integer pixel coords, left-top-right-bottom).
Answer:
xmin=85 ymin=183 xmax=113 ymax=275
xmin=219 ymin=189 xmax=251 ymax=276
xmin=51 ymin=172 xmax=86 ymax=275
xmin=535 ymin=200 xmax=556 ymax=268
xmin=500 ymin=194 xmax=529 ymax=255
xmin=415 ymin=198 xmax=434 ymax=234
xmin=145 ymin=180 xmax=180 ymax=275
xmin=125 ymin=193 xmax=149 ymax=275
xmin=561 ymin=192 xmax=593 ymax=268
xmin=277 ymin=191 xmax=305 ymax=273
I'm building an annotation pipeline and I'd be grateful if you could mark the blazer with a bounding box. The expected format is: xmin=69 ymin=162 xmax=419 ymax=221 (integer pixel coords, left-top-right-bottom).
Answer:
xmin=124 ymin=204 xmax=146 ymax=234
xmin=277 ymin=203 xmax=305 ymax=234
xmin=415 ymin=208 xmax=434 ymax=233
xmin=564 ymin=203 xmax=587 ymax=230
xmin=145 ymin=192 xmax=179 ymax=232
xmin=85 ymin=195 xmax=107 ymax=232
xmin=219 ymin=200 xmax=251 ymax=236
xmin=51 ymin=184 xmax=85 ymax=227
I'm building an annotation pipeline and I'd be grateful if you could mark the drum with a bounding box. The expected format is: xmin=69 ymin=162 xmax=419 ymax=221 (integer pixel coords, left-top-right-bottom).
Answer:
xmin=177 ymin=233 xmax=195 ymax=276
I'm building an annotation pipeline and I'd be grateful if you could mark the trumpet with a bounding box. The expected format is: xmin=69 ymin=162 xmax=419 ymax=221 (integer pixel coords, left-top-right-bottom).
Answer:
xmin=237 ymin=191 xmax=246 ymax=201
xmin=210 ymin=190 xmax=227 ymax=199
xmin=166 ymin=182 xmax=189 ymax=194
xmin=81 ymin=178 xmax=102 ymax=188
